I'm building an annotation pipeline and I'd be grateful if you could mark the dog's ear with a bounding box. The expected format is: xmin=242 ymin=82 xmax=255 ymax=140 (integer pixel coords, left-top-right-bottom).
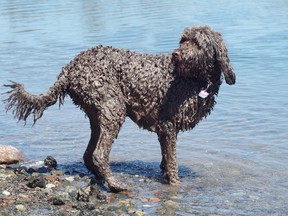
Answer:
xmin=214 ymin=32 xmax=236 ymax=85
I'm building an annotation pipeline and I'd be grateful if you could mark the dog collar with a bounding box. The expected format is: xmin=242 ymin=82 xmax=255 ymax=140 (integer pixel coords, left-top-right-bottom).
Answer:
xmin=198 ymin=83 xmax=212 ymax=99
xmin=198 ymin=90 xmax=209 ymax=99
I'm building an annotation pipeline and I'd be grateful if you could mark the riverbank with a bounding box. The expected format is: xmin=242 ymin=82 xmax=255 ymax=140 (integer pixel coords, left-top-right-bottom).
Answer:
xmin=0 ymin=161 xmax=180 ymax=216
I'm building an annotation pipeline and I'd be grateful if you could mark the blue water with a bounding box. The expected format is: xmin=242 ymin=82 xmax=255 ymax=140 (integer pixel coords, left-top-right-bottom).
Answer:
xmin=0 ymin=0 xmax=287 ymax=215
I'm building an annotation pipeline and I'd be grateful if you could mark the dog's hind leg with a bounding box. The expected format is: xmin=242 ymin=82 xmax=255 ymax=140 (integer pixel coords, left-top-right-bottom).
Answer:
xmin=83 ymin=98 xmax=128 ymax=192
xmin=157 ymin=122 xmax=181 ymax=185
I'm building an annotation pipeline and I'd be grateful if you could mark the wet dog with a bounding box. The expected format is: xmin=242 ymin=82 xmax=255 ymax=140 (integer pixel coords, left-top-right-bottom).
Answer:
xmin=4 ymin=26 xmax=236 ymax=192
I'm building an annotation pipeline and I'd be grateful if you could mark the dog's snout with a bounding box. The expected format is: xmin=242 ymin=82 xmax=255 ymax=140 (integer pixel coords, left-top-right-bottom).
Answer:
xmin=172 ymin=50 xmax=181 ymax=62
xmin=172 ymin=50 xmax=180 ymax=59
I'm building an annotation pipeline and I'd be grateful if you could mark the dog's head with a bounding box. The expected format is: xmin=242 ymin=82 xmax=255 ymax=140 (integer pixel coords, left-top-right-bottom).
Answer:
xmin=172 ymin=26 xmax=236 ymax=85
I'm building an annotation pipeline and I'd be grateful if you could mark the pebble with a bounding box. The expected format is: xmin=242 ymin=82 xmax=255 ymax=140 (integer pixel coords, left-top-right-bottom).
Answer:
xmin=65 ymin=176 xmax=74 ymax=182
xmin=134 ymin=210 xmax=144 ymax=216
xmin=149 ymin=197 xmax=161 ymax=203
xmin=45 ymin=175 xmax=59 ymax=182
xmin=107 ymin=206 xmax=119 ymax=211
xmin=49 ymin=197 xmax=65 ymax=205
xmin=51 ymin=170 xmax=64 ymax=176
xmin=26 ymin=176 xmax=46 ymax=188
xmin=162 ymin=200 xmax=180 ymax=209
xmin=15 ymin=204 xmax=26 ymax=212
xmin=2 ymin=190 xmax=11 ymax=196
xmin=46 ymin=183 xmax=56 ymax=189
xmin=77 ymin=188 xmax=89 ymax=202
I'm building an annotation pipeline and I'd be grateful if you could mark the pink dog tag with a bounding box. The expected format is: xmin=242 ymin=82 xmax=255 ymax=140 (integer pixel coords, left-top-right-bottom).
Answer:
xmin=198 ymin=90 xmax=209 ymax=99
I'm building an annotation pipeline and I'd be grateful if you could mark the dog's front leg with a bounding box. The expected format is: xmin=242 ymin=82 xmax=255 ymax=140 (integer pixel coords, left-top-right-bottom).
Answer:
xmin=157 ymin=123 xmax=181 ymax=185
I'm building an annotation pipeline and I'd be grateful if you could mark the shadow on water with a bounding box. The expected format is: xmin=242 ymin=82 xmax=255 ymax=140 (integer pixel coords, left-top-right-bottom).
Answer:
xmin=57 ymin=160 xmax=198 ymax=183
xmin=111 ymin=160 xmax=198 ymax=181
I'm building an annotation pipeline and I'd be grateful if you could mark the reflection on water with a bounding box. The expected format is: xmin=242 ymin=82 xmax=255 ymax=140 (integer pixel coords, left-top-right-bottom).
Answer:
xmin=0 ymin=0 xmax=287 ymax=214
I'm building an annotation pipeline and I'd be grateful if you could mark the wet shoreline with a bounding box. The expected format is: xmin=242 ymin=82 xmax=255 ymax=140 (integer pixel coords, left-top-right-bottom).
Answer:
xmin=1 ymin=158 xmax=287 ymax=215
xmin=0 ymin=160 xmax=183 ymax=216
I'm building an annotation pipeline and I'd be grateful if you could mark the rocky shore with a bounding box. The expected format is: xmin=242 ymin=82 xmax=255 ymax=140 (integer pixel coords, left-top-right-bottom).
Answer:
xmin=0 ymin=158 xmax=181 ymax=216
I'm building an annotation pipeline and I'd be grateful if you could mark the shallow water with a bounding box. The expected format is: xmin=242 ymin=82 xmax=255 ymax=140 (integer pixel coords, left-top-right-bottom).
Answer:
xmin=0 ymin=0 xmax=287 ymax=215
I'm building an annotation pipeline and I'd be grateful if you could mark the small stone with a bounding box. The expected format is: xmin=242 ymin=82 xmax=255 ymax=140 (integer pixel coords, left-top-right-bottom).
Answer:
xmin=46 ymin=183 xmax=56 ymax=189
xmin=18 ymin=194 xmax=31 ymax=199
xmin=133 ymin=210 xmax=144 ymax=216
xmin=49 ymin=197 xmax=65 ymax=205
xmin=2 ymin=190 xmax=11 ymax=196
xmin=51 ymin=170 xmax=64 ymax=176
xmin=14 ymin=166 xmax=28 ymax=175
xmin=107 ymin=206 xmax=119 ymax=211
xmin=15 ymin=204 xmax=26 ymax=212
xmin=77 ymin=188 xmax=89 ymax=202
xmin=149 ymin=197 xmax=161 ymax=203
xmin=2 ymin=198 xmax=16 ymax=204
xmin=0 ymin=145 xmax=24 ymax=164
xmin=84 ymin=186 xmax=91 ymax=194
xmin=162 ymin=200 xmax=179 ymax=209
xmin=65 ymin=176 xmax=74 ymax=182
xmin=97 ymin=192 xmax=107 ymax=200
xmin=45 ymin=175 xmax=59 ymax=182
xmin=44 ymin=156 xmax=57 ymax=168
xmin=26 ymin=176 xmax=46 ymax=188
xmin=31 ymin=172 xmax=40 ymax=177
xmin=74 ymin=175 xmax=81 ymax=181
xmin=3 ymin=170 xmax=17 ymax=178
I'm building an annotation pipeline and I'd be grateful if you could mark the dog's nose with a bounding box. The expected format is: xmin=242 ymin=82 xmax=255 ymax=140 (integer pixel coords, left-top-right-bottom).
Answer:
xmin=172 ymin=50 xmax=181 ymax=61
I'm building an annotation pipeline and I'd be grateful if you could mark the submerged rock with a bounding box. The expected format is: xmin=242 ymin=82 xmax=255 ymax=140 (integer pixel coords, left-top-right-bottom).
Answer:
xmin=0 ymin=145 xmax=24 ymax=164
xmin=162 ymin=200 xmax=180 ymax=209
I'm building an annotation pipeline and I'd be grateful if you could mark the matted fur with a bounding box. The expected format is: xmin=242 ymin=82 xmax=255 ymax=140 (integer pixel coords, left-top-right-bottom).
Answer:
xmin=3 ymin=26 xmax=236 ymax=192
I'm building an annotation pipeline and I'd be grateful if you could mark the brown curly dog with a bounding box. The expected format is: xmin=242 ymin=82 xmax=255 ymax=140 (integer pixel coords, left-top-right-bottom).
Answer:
xmin=4 ymin=26 xmax=236 ymax=192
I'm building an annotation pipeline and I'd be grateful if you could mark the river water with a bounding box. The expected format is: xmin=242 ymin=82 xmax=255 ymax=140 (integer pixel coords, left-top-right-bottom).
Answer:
xmin=0 ymin=0 xmax=287 ymax=215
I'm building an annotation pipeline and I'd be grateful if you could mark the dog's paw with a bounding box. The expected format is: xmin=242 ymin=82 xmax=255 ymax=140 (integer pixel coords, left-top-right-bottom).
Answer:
xmin=169 ymin=178 xmax=181 ymax=185
xmin=163 ymin=173 xmax=181 ymax=185
xmin=108 ymin=181 xmax=131 ymax=193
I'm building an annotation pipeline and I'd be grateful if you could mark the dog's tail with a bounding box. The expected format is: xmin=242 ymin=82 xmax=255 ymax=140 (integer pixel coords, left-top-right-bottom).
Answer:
xmin=3 ymin=69 xmax=69 ymax=124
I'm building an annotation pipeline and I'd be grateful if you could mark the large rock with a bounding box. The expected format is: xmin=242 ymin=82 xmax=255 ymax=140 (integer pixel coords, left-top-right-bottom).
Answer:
xmin=0 ymin=145 xmax=24 ymax=164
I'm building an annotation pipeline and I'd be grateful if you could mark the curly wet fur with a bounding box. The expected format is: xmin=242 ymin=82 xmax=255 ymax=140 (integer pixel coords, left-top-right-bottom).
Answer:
xmin=3 ymin=26 xmax=236 ymax=192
